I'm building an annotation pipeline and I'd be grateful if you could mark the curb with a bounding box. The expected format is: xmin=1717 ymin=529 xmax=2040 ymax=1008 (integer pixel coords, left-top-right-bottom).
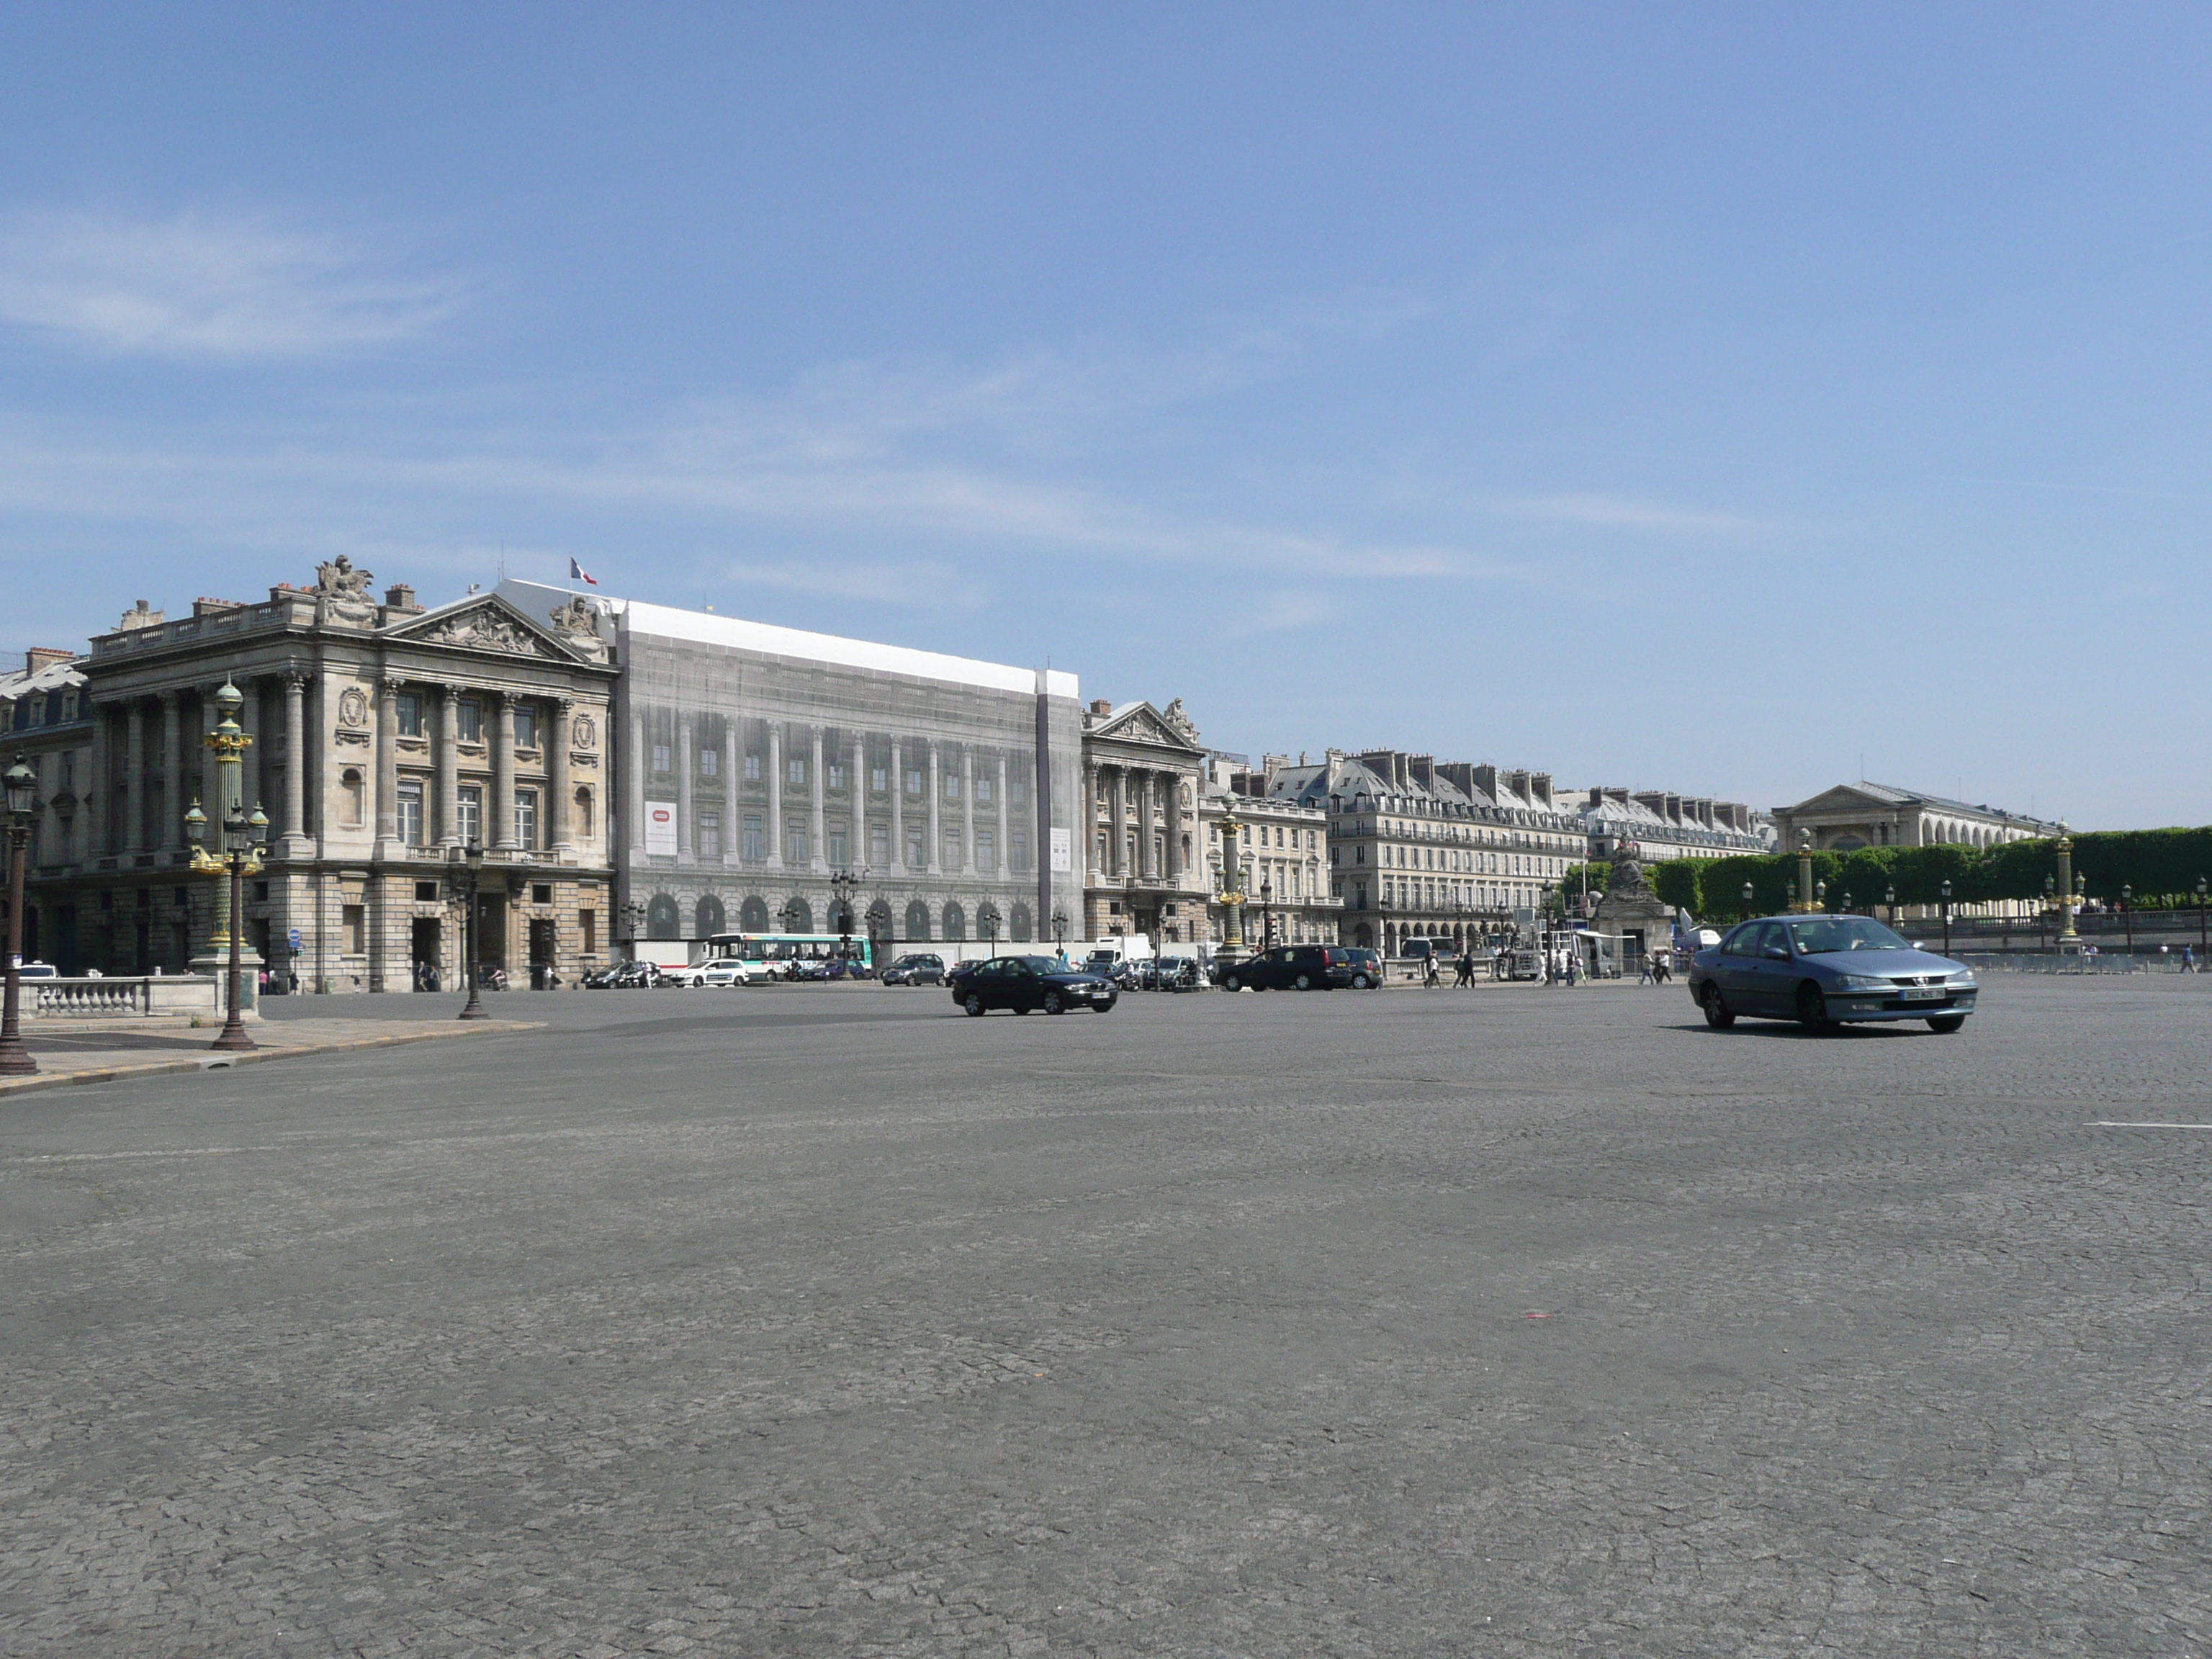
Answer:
xmin=0 ymin=1020 xmax=543 ymax=1100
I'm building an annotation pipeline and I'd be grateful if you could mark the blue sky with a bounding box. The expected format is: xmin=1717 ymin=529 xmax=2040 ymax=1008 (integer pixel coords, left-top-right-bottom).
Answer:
xmin=2 ymin=5 xmax=2208 ymax=827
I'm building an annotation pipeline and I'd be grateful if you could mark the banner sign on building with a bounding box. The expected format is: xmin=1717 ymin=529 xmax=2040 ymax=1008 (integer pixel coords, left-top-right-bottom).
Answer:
xmin=645 ymin=801 xmax=678 ymax=857
xmin=1049 ymin=827 xmax=1071 ymax=873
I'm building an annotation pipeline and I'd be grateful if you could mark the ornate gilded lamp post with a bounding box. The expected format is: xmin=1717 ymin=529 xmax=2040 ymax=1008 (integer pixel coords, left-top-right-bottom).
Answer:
xmin=1215 ymin=804 xmax=1247 ymax=963
xmin=1791 ymin=830 xmax=1819 ymax=912
xmin=187 ymin=681 xmax=266 ymax=1053
xmin=453 ymin=841 xmax=487 ymax=1020
xmin=2054 ymin=824 xmax=2079 ymax=945
xmin=1 ymin=754 xmax=39 ymax=1076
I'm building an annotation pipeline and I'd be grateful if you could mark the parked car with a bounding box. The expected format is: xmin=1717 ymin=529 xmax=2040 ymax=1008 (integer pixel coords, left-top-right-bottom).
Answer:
xmin=14 ymin=961 xmax=58 ymax=979
xmin=946 ymin=954 xmax=1118 ymax=1016
xmin=699 ymin=960 xmax=755 ymax=988
xmin=880 ymin=953 xmax=946 ymax=986
xmin=1688 ymin=914 xmax=1978 ymax=1033
xmin=659 ymin=962 xmax=712 ymax=988
xmin=1341 ymin=948 xmax=1384 ymax=989
xmin=1215 ymin=944 xmax=1362 ymax=992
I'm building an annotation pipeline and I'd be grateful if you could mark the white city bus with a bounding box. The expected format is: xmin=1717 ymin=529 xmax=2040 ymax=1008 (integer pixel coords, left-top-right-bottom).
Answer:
xmin=700 ymin=932 xmax=875 ymax=982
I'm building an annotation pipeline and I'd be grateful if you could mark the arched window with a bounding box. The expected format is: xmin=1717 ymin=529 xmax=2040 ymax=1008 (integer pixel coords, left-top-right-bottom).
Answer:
xmin=646 ymin=894 xmax=680 ymax=939
xmin=575 ymin=786 xmax=594 ymax=839
xmin=779 ymin=896 xmax=813 ymax=933
xmin=904 ymin=899 xmax=931 ymax=941
xmin=1354 ymin=922 xmax=1373 ymax=948
xmin=695 ymin=894 xmax=725 ymax=937
xmin=341 ymin=768 xmax=365 ymax=827
xmin=739 ymin=895 xmax=770 ymax=932
xmin=1010 ymin=902 xmax=1033 ymax=941
xmin=943 ymin=901 xmax=966 ymax=940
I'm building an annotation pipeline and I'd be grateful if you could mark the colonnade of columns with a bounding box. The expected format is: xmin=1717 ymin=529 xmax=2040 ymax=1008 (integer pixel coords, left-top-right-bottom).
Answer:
xmin=1086 ymin=760 xmax=1186 ymax=883
xmin=379 ymin=680 xmax=573 ymax=855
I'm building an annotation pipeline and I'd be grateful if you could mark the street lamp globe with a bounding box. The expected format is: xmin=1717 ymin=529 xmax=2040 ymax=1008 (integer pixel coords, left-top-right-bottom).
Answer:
xmin=184 ymin=799 xmax=207 ymax=844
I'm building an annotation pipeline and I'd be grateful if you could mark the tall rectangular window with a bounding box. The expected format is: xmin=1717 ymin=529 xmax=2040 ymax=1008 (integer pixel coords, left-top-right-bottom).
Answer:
xmin=1010 ymin=773 xmax=1027 ymax=806
xmin=788 ymin=757 xmax=806 ymax=787
xmin=745 ymin=753 xmax=761 ymax=781
xmin=343 ymin=904 xmax=365 ymax=954
xmin=945 ymin=771 xmax=961 ymax=800
xmin=905 ymin=824 xmax=925 ymax=866
xmin=397 ymin=781 xmax=425 ymax=845
xmin=457 ymin=698 xmax=483 ymax=742
xmin=742 ymin=814 xmax=764 ymax=860
xmin=700 ymin=748 xmax=718 ymax=777
xmin=652 ymin=742 xmax=671 ymax=773
xmin=516 ymin=790 xmax=539 ymax=850
xmin=870 ymin=823 xmax=889 ymax=866
xmin=699 ymin=810 xmax=721 ymax=858
xmin=827 ymin=822 xmax=848 ymax=866
xmin=871 ymin=765 xmax=888 ymax=792
xmin=457 ymin=785 xmax=482 ymax=847
xmin=513 ymin=703 xmax=538 ymax=749
xmin=976 ymin=774 xmax=992 ymax=805
xmin=827 ymin=761 xmax=845 ymax=789
xmin=943 ymin=826 xmax=962 ymax=866
xmin=1011 ymin=829 xmax=1029 ymax=871
xmin=580 ymin=909 xmax=597 ymax=956
xmin=977 ymin=828 xmax=995 ymax=871
xmin=905 ymin=768 xmax=923 ymax=797
xmin=786 ymin=818 xmax=807 ymax=862
xmin=395 ymin=693 xmax=422 ymax=737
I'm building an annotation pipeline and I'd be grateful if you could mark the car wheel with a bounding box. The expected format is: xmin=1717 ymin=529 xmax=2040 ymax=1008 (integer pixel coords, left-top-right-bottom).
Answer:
xmin=1044 ymin=991 xmax=1066 ymax=1015
xmin=1701 ymin=983 xmax=1735 ymax=1029
xmin=1294 ymin=974 xmax=1313 ymax=990
xmin=1927 ymin=1014 xmax=1966 ymax=1034
xmin=1350 ymin=973 xmax=1370 ymax=989
xmin=1795 ymin=981 xmax=1833 ymax=1033
xmin=963 ymin=994 xmax=986 ymax=1017
xmin=1223 ymin=974 xmax=1242 ymax=992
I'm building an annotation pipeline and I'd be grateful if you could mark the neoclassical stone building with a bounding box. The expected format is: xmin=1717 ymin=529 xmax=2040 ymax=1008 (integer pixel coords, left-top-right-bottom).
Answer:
xmin=1771 ymin=781 xmax=2056 ymax=853
xmin=4 ymin=566 xmax=620 ymax=989
xmin=495 ymin=580 xmax=1087 ymax=959
xmin=1079 ymin=698 xmax=1212 ymax=946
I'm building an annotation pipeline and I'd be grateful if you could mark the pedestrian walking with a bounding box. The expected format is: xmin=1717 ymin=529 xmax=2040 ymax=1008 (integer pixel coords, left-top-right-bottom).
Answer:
xmin=1455 ymin=949 xmax=1474 ymax=987
xmin=2184 ymin=944 xmax=2198 ymax=974
xmin=1423 ymin=953 xmax=1440 ymax=989
xmin=1637 ymin=954 xmax=1654 ymax=985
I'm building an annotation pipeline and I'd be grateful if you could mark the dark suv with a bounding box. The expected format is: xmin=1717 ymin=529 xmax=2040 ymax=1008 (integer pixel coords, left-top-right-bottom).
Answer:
xmin=1217 ymin=944 xmax=1363 ymax=992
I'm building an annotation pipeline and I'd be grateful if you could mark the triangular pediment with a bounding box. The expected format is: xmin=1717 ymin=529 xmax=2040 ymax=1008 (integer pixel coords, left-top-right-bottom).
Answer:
xmin=1092 ymin=701 xmax=1205 ymax=755
xmin=1784 ymin=783 xmax=1902 ymax=817
xmin=384 ymin=594 xmax=586 ymax=662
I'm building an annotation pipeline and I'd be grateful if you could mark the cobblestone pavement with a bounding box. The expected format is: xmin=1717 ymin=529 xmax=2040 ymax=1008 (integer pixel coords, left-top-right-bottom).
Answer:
xmin=3 ymin=977 xmax=2208 ymax=1656
xmin=0 ymin=1015 xmax=539 ymax=1096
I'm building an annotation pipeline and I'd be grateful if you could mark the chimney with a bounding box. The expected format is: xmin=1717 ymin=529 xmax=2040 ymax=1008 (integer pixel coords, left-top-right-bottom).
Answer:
xmin=1503 ymin=768 xmax=1531 ymax=801
xmin=26 ymin=647 xmax=76 ymax=675
xmin=1089 ymin=698 xmax=1112 ymax=716
xmin=383 ymin=583 xmax=421 ymax=613
xmin=193 ymin=597 xmax=248 ymax=618
xmin=1408 ymin=754 xmax=1435 ymax=792
xmin=1634 ymin=791 xmax=1668 ymax=818
xmin=1531 ymin=771 xmax=1552 ymax=807
xmin=117 ymin=599 xmax=165 ymax=631
xmin=1471 ymin=763 xmax=1498 ymax=801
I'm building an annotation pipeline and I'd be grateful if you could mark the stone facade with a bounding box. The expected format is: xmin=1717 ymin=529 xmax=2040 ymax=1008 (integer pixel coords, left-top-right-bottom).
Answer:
xmin=1249 ymin=749 xmax=1583 ymax=955
xmin=1202 ymin=756 xmax=1336 ymax=949
xmin=6 ymin=568 xmax=619 ymax=989
xmin=1573 ymin=787 xmax=1771 ymax=863
xmin=1079 ymin=698 xmax=1211 ymax=948
xmin=1771 ymin=781 xmax=2056 ymax=854
xmin=494 ymin=580 xmax=1087 ymax=961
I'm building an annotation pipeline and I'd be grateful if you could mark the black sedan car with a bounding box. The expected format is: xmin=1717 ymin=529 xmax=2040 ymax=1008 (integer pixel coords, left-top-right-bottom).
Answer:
xmin=1215 ymin=944 xmax=1365 ymax=992
xmin=1689 ymin=914 xmax=1978 ymax=1033
xmin=947 ymin=954 xmax=1118 ymax=1016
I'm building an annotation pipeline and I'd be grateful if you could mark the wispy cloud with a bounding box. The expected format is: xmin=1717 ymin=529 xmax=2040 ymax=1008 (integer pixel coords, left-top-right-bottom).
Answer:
xmin=0 ymin=209 xmax=464 ymax=359
xmin=1482 ymin=492 xmax=1785 ymax=536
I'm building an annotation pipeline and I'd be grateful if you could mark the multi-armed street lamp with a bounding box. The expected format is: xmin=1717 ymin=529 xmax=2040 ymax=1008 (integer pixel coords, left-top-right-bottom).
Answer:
xmin=0 ymin=755 xmax=39 ymax=1077
xmin=186 ymin=680 xmax=267 ymax=1053
xmin=830 ymin=868 xmax=861 ymax=967
xmin=1051 ymin=908 xmax=1069 ymax=959
xmin=450 ymin=840 xmax=488 ymax=1020
xmin=978 ymin=900 xmax=1002 ymax=956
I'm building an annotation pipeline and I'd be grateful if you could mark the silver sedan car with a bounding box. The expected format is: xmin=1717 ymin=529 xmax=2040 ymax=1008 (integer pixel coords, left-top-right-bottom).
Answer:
xmin=1688 ymin=914 xmax=1978 ymax=1033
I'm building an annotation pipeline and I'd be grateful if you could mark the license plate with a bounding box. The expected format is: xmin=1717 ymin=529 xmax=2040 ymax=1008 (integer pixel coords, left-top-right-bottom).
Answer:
xmin=1899 ymin=986 xmax=1942 ymax=1002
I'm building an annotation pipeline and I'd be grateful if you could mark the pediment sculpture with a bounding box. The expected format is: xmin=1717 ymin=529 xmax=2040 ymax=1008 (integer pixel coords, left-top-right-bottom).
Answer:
xmin=418 ymin=606 xmax=557 ymax=657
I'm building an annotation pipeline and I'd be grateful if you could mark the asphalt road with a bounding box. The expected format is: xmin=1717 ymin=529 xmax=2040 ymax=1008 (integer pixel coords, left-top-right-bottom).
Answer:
xmin=4 ymin=976 xmax=2208 ymax=1657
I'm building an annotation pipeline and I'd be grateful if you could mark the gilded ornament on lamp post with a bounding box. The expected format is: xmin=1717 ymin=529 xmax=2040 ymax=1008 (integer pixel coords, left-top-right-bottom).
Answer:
xmin=1215 ymin=804 xmax=1246 ymax=958
xmin=1791 ymin=829 xmax=1820 ymax=912
xmin=187 ymin=680 xmax=266 ymax=1050
xmin=2054 ymin=822 xmax=2079 ymax=943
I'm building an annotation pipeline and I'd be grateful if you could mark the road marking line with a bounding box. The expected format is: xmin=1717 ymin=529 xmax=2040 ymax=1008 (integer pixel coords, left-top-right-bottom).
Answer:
xmin=2092 ymin=1122 xmax=2212 ymax=1130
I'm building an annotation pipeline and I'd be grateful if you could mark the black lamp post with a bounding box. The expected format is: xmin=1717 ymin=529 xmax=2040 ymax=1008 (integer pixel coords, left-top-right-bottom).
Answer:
xmin=1940 ymin=878 xmax=1952 ymax=958
xmin=2121 ymin=884 xmax=2134 ymax=957
xmin=1741 ymin=880 xmax=1754 ymax=922
xmin=1842 ymin=888 xmax=1853 ymax=917
xmin=208 ymin=800 xmax=267 ymax=1051
xmin=1259 ymin=879 xmax=1273 ymax=948
xmin=2198 ymin=876 xmax=2208 ymax=956
xmin=1815 ymin=878 xmax=1827 ymax=914
xmin=0 ymin=754 xmax=38 ymax=1076
xmin=979 ymin=901 xmax=1001 ymax=956
xmin=1051 ymin=907 xmax=1069 ymax=961
xmin=455 ymin=841 xmax=487 ymax=1020
xmin=1885 ymin=884 xmax=1897 ymax=930
xmin=830 ymin=868 xmax=859 ymax=966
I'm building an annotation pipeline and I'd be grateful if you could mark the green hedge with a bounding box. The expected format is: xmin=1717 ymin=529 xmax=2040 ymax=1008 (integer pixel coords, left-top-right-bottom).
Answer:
xmin=1647 ymin=827 xmax=2212 ymax=923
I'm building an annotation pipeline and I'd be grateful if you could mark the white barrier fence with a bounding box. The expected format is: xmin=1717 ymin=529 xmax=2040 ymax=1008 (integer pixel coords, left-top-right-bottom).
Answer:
xmin=30 ymin=976 xmax=225 ymax=1017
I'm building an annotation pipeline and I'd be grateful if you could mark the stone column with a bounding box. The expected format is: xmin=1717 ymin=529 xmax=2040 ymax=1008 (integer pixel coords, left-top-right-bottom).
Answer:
xmin=493 ymin=692 xmax=518 ymax=850
xmin=994 ymin=754 xmax=1009 ymax=883
xmin=123 ymin=699 xmax=147 ymax=852
xmin=1084 ymin=761 xmax=1100 ymax=879
xmin=197 ymin=689 xmax=222 ymax=835
xmin=768 ymin=724 xmax=783 ymax=867
xmin=549 ymin=697 xmax=574 ymax=855
xmin=86 ymin=705 xmax=112 ymax=857
xmin=961 ymin=748 xmax=975 ymax=874
xmin=628 ymin=708 xmax=648 ymax=858
xmin=809 ymin=727 xmax=827 ymax=873
xmin=724 ymin=720 xmax=741 ymax=866
xmin=1109 ymin=768 xmax=1126 ymax=878
xmin=1140 ymin=773 xmax=1158 ymax=878
xmin=927 ymin=742 xmax=942 ymax=874
xmin=375 ymin=676 xmax=401 ymax=847
xmin=677 ymin=713 xmax=694 ymax=861
xmin=1164 ymin=773 xmax=1180 ymax=881
xmin=159 ymin=692 xmax=184 ymax=850
xmin=279 ymin=675 xmax=306 ymax=851
xmin=890 ymin=739 xmax=906 ymax=872
xmin=849 ymin=732 xmax=865 ymax=871
xmin=437 ymin=685 xmax=462 ymax=844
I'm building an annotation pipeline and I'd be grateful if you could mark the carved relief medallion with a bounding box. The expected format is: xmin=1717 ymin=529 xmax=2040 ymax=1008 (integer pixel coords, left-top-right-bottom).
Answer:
xmin=338 ymin=686 xmax=369 ymax=728
xmin=572 ymin=712 xmax=598 ymax=752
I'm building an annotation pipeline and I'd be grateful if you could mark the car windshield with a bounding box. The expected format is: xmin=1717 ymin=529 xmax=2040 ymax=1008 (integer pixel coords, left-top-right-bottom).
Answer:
xmin=1010 ymin=956 xmax=1061 ymax=974
xmin=1786 ymin=917 xmax=1910 ymax=955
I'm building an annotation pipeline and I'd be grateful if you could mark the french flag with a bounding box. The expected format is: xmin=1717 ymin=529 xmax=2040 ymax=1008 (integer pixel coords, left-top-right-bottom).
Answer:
xmin=569 ymin=557 xmax=598 ymax=587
